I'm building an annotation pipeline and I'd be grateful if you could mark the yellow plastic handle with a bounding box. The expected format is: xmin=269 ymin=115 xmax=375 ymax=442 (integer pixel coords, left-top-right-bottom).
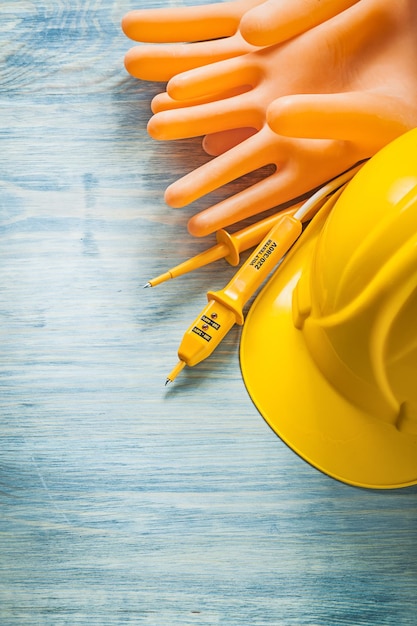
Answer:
xmin=171 ymin=213 xmax=302 ymax=378
xmin=207 ymin=214 xmax=302 ymax=324
xmin=147 ymin=203 xmax=304 ymax=287
xmin=176 ymin=299 xmax=237 ymax=369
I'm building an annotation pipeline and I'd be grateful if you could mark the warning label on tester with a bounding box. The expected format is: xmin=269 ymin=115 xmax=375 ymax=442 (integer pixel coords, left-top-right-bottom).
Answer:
xmin=192 ymin=326 xmax=212 ymax=342
xmin=201 ymin=315 xmax=220 ymax=330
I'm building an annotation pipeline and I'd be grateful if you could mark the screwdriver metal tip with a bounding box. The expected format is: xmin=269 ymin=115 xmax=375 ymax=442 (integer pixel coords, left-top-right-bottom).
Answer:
xmin=143 ymin=282 xmax=151 ymax=288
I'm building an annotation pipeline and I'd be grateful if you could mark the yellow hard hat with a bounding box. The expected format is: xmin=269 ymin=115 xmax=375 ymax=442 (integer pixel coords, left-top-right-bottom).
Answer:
xmin=240 ymin=128 xmax=417 ymax=489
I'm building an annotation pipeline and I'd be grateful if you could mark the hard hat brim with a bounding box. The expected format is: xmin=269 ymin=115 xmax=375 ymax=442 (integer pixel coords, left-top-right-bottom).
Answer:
xmin=240 ymin=208 xmax=417 ymax=489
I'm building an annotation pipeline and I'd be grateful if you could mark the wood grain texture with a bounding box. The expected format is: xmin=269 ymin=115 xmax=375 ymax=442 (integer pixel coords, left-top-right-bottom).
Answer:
xmin=1 ymin=2 xmax=417 ymax=624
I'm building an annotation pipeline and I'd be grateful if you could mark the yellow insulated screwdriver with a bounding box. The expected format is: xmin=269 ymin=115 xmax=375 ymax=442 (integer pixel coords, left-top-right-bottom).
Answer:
xmin=165 ymin=165 xmax=363 ymax=385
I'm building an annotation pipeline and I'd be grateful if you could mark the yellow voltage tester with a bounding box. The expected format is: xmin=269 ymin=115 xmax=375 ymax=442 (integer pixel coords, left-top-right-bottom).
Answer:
xmin=165 ymin=165 xmax=363 ymax=384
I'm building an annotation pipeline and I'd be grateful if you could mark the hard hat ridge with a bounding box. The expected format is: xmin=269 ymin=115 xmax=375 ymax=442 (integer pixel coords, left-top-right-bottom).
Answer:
xmin=293 ymin=226 xmax=417 ymax=433
xmin=240 ymin=128 xmax=417 ymax=488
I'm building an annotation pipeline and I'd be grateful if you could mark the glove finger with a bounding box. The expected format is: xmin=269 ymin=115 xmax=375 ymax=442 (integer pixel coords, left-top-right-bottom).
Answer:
xmin=148 ymin=93 xmax=261 ymax=141
xmin=124 ymin=33 xmax=256 ymax=82
xmin=164 ymin=127 xmax=276 ymax=209
xmin=122 ymin=0 xmax=263 ymax=42
xmin=202 ymin=128 xmax=257 ymax=155
xmin=240 ymin=0 xmax=360 ymax=46
xmin=167 ymin=54 xmax=258 ymax=102
xmin=268 ymin=92 xmax=414 ymax=154
xmin=151 ymin=85 xmax=250 ymax=114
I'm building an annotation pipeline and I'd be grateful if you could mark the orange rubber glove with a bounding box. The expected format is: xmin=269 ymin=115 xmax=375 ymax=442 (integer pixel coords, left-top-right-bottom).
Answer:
xmin=145 ymin=0 xmax=417 ymax=236
xmin=122 ymin=0 xmax=359 ymax=81
xmin=121 ymin=0 xmax=364 ymax=228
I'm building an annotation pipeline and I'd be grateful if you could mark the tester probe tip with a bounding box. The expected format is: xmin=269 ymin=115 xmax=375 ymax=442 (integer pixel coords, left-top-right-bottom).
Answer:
xmin=146 ymin=271 xmax=173 ymax=288
xmin=165 ymin=360 xmax=186 ymax=385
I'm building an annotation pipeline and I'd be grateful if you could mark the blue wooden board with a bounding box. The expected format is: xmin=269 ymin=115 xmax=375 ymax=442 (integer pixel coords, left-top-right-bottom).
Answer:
xmin=1 ymin=2 xmax=417 ymax=624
